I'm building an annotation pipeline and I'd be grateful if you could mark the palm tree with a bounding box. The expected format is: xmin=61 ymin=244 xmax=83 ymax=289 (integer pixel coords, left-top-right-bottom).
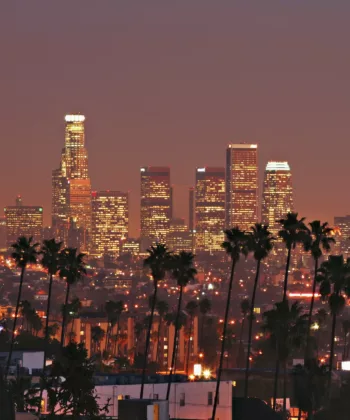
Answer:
xmin=342 ymin=320 xmax=350 ymax=360
xmin=278 ymin=212 xmax=309 ymax=301
xmin=6 ymin=236 xmax=39 ymax=378
xmin=304 ymin=221 xmax=334 ymax=360
xmin=237 ymin=298 xmax=250 ymax=368
xmin=317 ymin=255 xmax=350 ymax=390
xmin=185 ymin=300 xmax=198 ymax=374
xmin=244 ymin=223 xmax=274 ymax=397
xmin=155 ymin=300 xmax=169 ymax=365
xmin=104 ymin=300 xmax=124 ymax=353
xmin=166 ymin=251 xmax=197 ymax=400
xmin=140 ymin=244 xmax=171 ymax=398
xmin=211 ymin=227 xmax=248 ymax=420
xmin=91 ymin=325 xmax=105 ymax=354
xmin=262 ymin=300 xmax=308 ymax=415
xmin=199 ymin=297 xmax=211 ymax=349
xmin=59 ymin=248 xmax=86 ymax=347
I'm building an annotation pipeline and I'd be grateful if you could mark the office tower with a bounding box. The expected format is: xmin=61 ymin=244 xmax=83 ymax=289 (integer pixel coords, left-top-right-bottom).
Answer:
xmin=195 ymin=167 xmax=225 ymax=252
xmin=167 ymin=218 xmax=193 ymax=253
xmin=91 ymin=191 xmax=129 ymax=257
xmin=334 ymin=216 xmax=350 ymax=257
xmin=189 ymin=187 xmax=195 ymax=232
xmin=140 ymin=166 xmax=171 ymax=250
xmin=226 ymin=144 xmax=258 ymax=230
xmin=0 ymin=217 xmax=6 ymax=250
xmin=262 ymin=162 xmax=294 ymax=235
xmin=52 ymin=114 xmax=92 ymax=248
xmin=5 ymin=196 xmax=43 ymax=247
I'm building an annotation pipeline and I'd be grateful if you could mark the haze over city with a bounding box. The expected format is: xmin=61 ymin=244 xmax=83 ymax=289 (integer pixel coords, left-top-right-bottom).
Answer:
xmin=2 ymin=1 xmax=350 ymax=236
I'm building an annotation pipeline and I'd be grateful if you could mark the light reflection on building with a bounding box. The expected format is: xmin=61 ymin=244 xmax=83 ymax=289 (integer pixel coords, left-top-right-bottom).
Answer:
xmin=226 ymin=144 xmax=258 ymax=230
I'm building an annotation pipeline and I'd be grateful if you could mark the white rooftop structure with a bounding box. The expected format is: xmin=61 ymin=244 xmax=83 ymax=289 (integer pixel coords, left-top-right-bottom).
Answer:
xmin=265 ymin=161 xmax=290 ymax=171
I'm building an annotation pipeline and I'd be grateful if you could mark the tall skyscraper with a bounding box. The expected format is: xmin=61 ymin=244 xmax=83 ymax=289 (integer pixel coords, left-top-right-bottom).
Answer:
xmin=226 ymin=144 xmax=258 ymax=230
xmin=140 ymin=166 xmax=171 ymax=249
xmin=195 ymin=167 xmax=225 ymax=252
xmin=189 ymin=187 xmax=195 ymax=232
xmin=167 ymin=218 xmax=193 ymax=253
xmin=334 ymin=215 xmax=350 ymax=257
xmin=262 ymin=162 xmax=294 ymax=235
xmin=91 ymin=191 xmax=129 ymax=256
xmin=5 ymin=196 xmax=43 ymax=247
xmin=52 ymin=114 xmax=92 ymax=249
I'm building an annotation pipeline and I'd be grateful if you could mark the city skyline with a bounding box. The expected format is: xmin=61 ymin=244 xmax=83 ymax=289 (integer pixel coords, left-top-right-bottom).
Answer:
xmin=3 ymin=2 xmax=350 ymax=237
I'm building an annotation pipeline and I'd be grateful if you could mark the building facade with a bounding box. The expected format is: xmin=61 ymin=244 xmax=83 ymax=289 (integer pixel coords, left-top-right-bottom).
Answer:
xmin=91 ymin=191 xmax=129 ymax=257
xmin=140 ymin=167 xmax=171 ymax=250
xmin=195 ymin=167 xmax=225 ymax=252
xmin=5 ymin=197 xmax=43 ymax=247
xmin=52 ymin=114 xmax=92 ymax=249
xmin=262 ymin=162 xmax=294 ymax=235
xmin=225 ymin=144 xmax=258 ymax=230
xmin=334 ymin=215 xmax=350 ymax=257
xmin=167 ymin=218 xmax=193 ymax=253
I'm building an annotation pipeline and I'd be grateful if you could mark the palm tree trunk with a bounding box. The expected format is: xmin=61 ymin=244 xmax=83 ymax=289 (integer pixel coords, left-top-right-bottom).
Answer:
xmin=5 ymin=266 xmax=25 ymax=378
xmin=273 ymin=349 xmax=280 ymax=410
xmin=186 ymin=317 xmax=193 ymax=375
xmin=328 ymin=312 xmax=337 ymax=395
xmin=166 ymin=285 xmax=184 ymax=400
xmin=237 ymin=318 xmax=245 ymax=367
xmin=140 ymin=282 xmax=158 ymax=398
xmin=200 ymin=314 xmax=205 ymax=349
xmin=282 ymin=359 xmax=287 ymax=416
xmin=156 ymin=318 xmax=162 ymax=365
xmin=298 ymin=407 xmax=302 ymax=420
xmin=283 ymin=247 xmax=291 ymax=302
xmin=244 ymin=258 xmax=261 ymax=397
xmin=211 ymin=260 xmax=236 ymax=420
xmin=60 ymin=283 xmax=70 ymax=347
xmin=305 ymin=258 xmax=319 ymax=361
xmin=343 ymin=332 xmax=347 ymax=360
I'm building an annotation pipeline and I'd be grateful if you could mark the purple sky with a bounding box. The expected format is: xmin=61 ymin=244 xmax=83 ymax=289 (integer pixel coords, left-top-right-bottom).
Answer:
xmin=1 ymin=1 xmax=350 ymax=236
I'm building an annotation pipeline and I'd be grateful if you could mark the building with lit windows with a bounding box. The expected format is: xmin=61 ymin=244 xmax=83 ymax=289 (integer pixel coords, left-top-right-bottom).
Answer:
xmin=226 ymin=144 xmax=258 ymax=230
xmin=195 ymin=167 xmax=225 ymax=252
xmin=189 ymin=187 xmax=195 ymax=232
xmin=334 ymin=215 xmax=350 ymax=257
xmin=0 ymin=217 xmax=6 ymax=250
xmin=52 ymin=114 xmax=92 ymax=249
xmin=91 ymin=191 xmax=129 ymax=257
xmin=262 ymin=162 xmax=294 ymax=236
xmin=5 ymin=196 xmax=43 ymax=247
xmin=140 ymin=167 xmax=171 ymax=250
xmin=167 ymin=218 xmax=193 ymax=253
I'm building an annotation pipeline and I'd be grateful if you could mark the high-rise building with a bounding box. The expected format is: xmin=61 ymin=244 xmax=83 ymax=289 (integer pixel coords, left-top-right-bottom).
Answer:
xmin=262 ymin=162 xmax=294 ymax=235
xmin=91 ymin=191 xmax=129 ymax=257
xmin=226 ymin=144 xmax=258 ymax=230
xmin=0 ymin=217 xmax=7 ymax=250
xmin=5 ymin=197 xmax=43 ymax=247
xmin=140 ymin=166 xmax=171 ymax=249
xmin=195 ymin=167 xmax=225 ymax=252
xmin=52 ymin=114 xmax=92 ymax=249
xmin=334 ymin=215 xmax=350 ymax=257
xmin=167 ymin=218 xmax=193 ymax=253
xmin=189 ymin=187 xmax=195 ymax=232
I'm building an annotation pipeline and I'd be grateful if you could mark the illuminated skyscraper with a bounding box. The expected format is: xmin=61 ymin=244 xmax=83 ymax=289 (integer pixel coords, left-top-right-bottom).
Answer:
xmin=52 ymin=114 xmax=92 ymax=248
xmin=262 ymin=162 xmax=294 ymax=235
xmin=226 ymin=144 xmax=258 ymax=230
xmin=189 ymin=187 xmax=195 ymax=232
xmin=91 ymin=191 xmax=129 ymax=257
xmin=195 ymin=167 xmax=225 ymax=252
xmin=5 ymin=196 xmax=43 ymax=247
xmin=167 ymin=218 xmax=193 ymax=253
xmin=0 ymin=217 xmax=7 ymax=250
xmin=334 ymin=215 xmax=350 ymax=257
xmin=140 ymin=166 xmax=171 ymax=249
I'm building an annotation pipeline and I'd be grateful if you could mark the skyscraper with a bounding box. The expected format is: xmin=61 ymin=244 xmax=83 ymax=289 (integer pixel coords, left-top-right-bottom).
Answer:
xmin=167 ymin=218 xmax=193 ymax=253
xmin=140 ymin=166 xmax=171 ymax=249
xmin=5 ymin=196 xmax=43 ymax=247
xmin=52 ymin=114 xmax=92 ymax=248
xmin=189 ymin=187 xmax=195 ymax=232
xmin=334 ymin=215 xmax=350 ymax=257
xmin=195 ymin=167 xmax=225 ymax=252
xmin=262 ymin=161 xmax=294 ymax=235
xmin=226 ymin=144 xmax=258 ymax=230
xmin=91 ymin=191 xmax=129 ymax=256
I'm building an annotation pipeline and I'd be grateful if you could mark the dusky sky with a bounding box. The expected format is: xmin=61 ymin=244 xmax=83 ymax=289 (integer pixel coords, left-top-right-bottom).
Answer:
xmin=1 ymin=1 xmax=350 ymax=236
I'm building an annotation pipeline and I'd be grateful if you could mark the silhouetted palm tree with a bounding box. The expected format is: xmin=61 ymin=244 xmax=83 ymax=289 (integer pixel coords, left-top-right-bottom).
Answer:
xmin=199 ymin=297 xmax=211 ymax=349
xmin=244 ymin=223 xmax=274 ymax=397
xmin=59 ymin=248 xmax=86 ymax=347
xmin=317 ymin=255 xmax=350 ymax=390
xmin=304 ymin=221 xmax=334 ymax=360
xmin=185 ymin=300 xmax=198 ymax=374
xmin=237 ymin=298 xmax=250 ymax=368
xmin=91 ymin=325 xmax=105 ymax=354
xmin=278 ymin=212 xmax=308 ymax=301
xmin=140 ymin=244 xmax=171 ymax=398
xmin=262 ymin=300 xmax=308 ymax=415
xmin=6 ymin=236 xmax=39 ymax=378
xmin=166 ymin=251 xmax=197 ymax=400
xmin=212 ymin=227 xmax=248 ymax=420
xmin=104 ymin=300 xmax=124 ymax=354
xmin=155 ymin=300 xmax=169 ymax=365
